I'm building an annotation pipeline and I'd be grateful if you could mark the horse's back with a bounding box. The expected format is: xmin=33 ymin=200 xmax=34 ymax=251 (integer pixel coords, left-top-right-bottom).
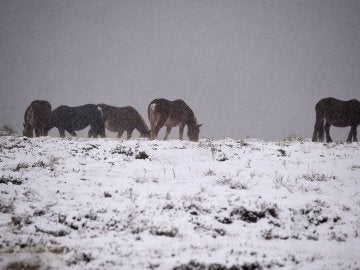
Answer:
xmin=148 ymin=99 xmax=171 ymax=119
xmin=315 ymin=97 xmax=347 ymax=112
xmin=316 ymin=97 xmax=359 ymax=110
xmin=149 ymin=98 xmax=189 ymax=114
xmin=54 ymin=104 xmax=99 ymax=116
xmin=149 ymin=99 xmax=171 ymax=111
xmin=315 ymin=97 xmax=360 ymax=127
xmin=348 ymin=99 xmax=360 ymax=108
xmin=148 ymin=98 xmax=194 ymax=120
xmin=99 ymin=104 xmax=140 ymax=119
xmin=30 ymin=100 xmax=51 ymax=109
xmin=171 ymin=99 xmax=192 ymax=112
xmin=316 ymin=97 xmax=336 ymax=107
xmin=52 ymin=104 xmax=103 ymax=129
xmin=32 ymin=100 xmax=51 ymax=120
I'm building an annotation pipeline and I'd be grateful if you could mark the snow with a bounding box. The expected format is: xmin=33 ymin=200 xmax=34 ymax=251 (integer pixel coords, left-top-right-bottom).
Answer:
xmin=0 ymin=136 xmax=359 ymax=269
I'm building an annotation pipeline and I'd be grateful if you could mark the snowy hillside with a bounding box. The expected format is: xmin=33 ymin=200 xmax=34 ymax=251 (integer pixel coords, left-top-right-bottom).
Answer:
xmin=0 ymin=136 xmax=359 ymax=269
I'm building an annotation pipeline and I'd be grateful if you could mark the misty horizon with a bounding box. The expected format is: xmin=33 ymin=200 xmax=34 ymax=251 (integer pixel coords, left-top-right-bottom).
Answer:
xmin=1 ymin=0 xmax=359 ymax=140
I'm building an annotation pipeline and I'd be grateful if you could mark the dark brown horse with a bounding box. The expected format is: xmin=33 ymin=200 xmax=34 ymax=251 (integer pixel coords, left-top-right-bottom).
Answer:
xmin=50 ymin=104 xmax=105 ymax=138
xmin=97 ymin=104 xmax=150 ymax=139
xmin=23 ymin=100 xmax=52 ymax=137
xmin=148 ymin=98 xmax=202 ymax=141
xmin=312 ymin=97 xmax=360 ymax=143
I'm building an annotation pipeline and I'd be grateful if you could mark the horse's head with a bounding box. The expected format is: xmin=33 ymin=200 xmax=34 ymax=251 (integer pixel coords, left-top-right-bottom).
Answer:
xmin=187 ymin=124 xmax=202 ymax=142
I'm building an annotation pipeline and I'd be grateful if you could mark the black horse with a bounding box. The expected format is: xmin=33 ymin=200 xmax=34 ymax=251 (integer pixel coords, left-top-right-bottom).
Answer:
xmin=312 ymin=97 xmax=360 ymax=143
xmin=50 ymin=104 xmax=105 ymax=138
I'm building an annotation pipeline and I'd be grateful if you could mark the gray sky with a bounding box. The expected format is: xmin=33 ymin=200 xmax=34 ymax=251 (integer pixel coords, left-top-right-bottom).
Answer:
xmin=1 ymin=0 xmax=359 ymax=140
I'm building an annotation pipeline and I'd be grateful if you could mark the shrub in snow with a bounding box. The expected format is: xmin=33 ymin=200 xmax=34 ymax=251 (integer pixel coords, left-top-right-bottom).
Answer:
xmin=135 ymin=151 xmax=149 ymax=160
xmin=0 ymin=198 xmax=15 ymax=214
xmin=302 ymin=172 xmax=334 ymax=182
xmin=284 ymin=134 xmax=304 ymax=142
xmin=230 ymin=205 xmax=278 ymax=223
xmin=0 ymin=125 xmax=16 ymax=136
xmin=150 ymin=226 xmax=178 ymax=237
xmin=0 ymin=176 xmax=23 ymax=185
xmin=5 ymin=259 xmax=42 ymax=270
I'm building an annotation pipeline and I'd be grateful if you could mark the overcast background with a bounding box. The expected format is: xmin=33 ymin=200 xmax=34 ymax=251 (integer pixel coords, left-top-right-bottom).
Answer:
xmin=1 ymin=0 xmax=359 ymax=140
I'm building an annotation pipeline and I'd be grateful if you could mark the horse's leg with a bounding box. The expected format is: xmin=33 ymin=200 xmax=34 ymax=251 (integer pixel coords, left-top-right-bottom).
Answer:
xmin=89 ymin=127 xmax=101 ymax=138
xmin=88 ymin=128 xmax=94 ymax=138
xmin=153 ymin=115 xmax=168 ymax=140
xmin=39 ymin=125 xmax=46 ymax=136
xmin=39 ymin=126 xmax=45 ymax=136
xmin=347 ymin=126 xmax=357 ymax=143
xmin=319 ymin=124 xmax=325 ymax=142
xmin=312 ymin=111 xmax=324 ymax=142
xmin=179 ymin=123 xmax=185 ymax=140
xmin=354 ymin=127 xmax=358 ymax=142
xmin=311 ymin=129 xmax=317 ymax=142
xmin=324 ymin=122 xmax=332 ymax=143
xmin=90 ymin=129 xmax=99 ymax=138
xmin=44 ymin=123 xmax=50 ymax=136
xmin=44 ymin=125 xmax=49 ymax=136
xmin=117 ymin=130 xmax=125 ymax=139
xmin=150 ymin=123 xmax=157 ymax=140
xmin=126 ymin=129 xmax=133 ymax=140
xmin=69 ymin=130 xmax=77 ymax=137
xmin=149 ymin=122 xmax=157 ymax=139
xmin=152 ymin=125 xmax=161 ymax=139
xmin=311 ymin=120 xmax=319 ymax=142
xmin=58 ymin=128 xmax=65 ymax=138
xmin=153 ymin=121 xmax=165 ymax=140
xmin=35 ymin=127 xmax=41 ymax=137
xmin=164 ymin=126 xmax=171 ymax=140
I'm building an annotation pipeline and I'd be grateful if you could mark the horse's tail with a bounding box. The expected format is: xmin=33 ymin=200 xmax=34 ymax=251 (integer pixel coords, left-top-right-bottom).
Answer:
xmin=318 ymin=116 xmax=325 ymax=142
xmin=97 ymin=105 xmax=104 ymax=120
xmin=23 ymin=104 xmax=34 ymax=137
xmin=148 ymin=101 xmax=157 ymax=139
xmin=91 ymin=106 xmax=106 ymax=138
xmin=312 ymin=103 xmax=325 ymax=142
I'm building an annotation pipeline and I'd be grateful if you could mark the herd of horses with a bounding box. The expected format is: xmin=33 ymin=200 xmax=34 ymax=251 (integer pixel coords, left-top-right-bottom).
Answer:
xmin=22 ymin=99 xmax=202 ymax=141
xmin=23 ymin=97 xmax=360 ymax=143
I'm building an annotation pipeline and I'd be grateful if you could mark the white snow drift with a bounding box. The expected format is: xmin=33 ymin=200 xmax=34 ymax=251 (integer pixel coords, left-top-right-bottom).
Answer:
xmin=0 ymin=136 xmax=359 ymax=269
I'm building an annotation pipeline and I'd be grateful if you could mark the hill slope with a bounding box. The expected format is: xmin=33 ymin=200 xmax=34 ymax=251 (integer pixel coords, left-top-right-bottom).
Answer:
xmin=0 ymin=136 xmax=359 ymax=269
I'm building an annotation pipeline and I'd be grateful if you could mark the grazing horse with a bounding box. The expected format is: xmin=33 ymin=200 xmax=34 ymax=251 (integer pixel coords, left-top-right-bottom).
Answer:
xmin=97 ymin=104 xmax=150 ymax=139
xmin=50 ymin=104 xmax=105 ymax=138
xmin=23 ymin=100 xmax=52 ymax=137
xmin=148 ymin=98 xmax=202 ymax=141
xmin=312 ymin=97 xmax=360 ymax=143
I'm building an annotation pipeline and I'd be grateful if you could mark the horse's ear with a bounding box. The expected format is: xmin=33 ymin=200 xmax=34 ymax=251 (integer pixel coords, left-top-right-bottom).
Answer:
xmin=197 ymin=124 xmax=203 ymax=128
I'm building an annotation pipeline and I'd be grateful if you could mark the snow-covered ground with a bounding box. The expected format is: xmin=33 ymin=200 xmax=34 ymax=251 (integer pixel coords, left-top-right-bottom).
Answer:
xmin=0 ymin=136 xmax=359 ymax=269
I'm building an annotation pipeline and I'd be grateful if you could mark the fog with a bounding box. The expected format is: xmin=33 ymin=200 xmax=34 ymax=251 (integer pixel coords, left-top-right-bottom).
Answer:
xmin=1 ymin=0 xmax=359 ymax=140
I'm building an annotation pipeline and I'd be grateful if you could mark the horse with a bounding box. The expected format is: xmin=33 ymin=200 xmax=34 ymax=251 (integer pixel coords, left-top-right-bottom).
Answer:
xmin=50 ymin=104 xmax=105 ymax=138
xmin=23 ymin=100 xmax=52 ymax=137
xmin=97 ymin=104 xmax=150 ymax=139
xmin=312 ymin=97 xmax=360 ymax=143
xmin=148 ymin=98 xmax=202 ymax=141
